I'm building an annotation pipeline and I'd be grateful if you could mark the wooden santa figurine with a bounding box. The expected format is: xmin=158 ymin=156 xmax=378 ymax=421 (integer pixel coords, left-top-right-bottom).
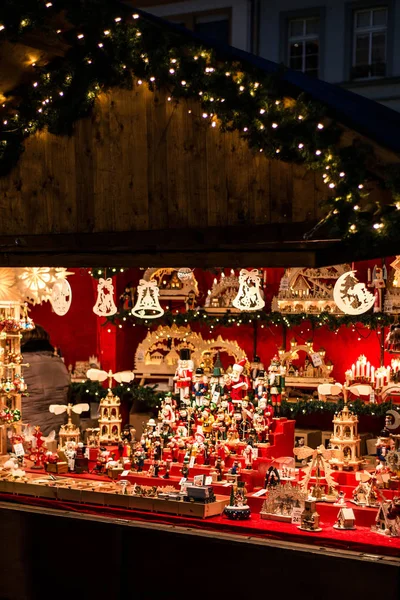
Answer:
xmin=174 ymin=348 xmax=194 ymax=402
xmin=225 ymin=358 xmax=250 ymax=401
xmin=159 ymin=395 xmax=176 ymax=427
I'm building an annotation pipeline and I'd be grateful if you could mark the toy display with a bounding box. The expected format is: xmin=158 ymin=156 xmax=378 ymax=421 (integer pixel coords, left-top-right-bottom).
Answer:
xmin=224 ymin=481 xmax=251 ymax=520
xmin=329 ymin=401 xmax=363 ymax=471
xmin=334 ymin=507 xmax=356 ymax=530
xmin=50 ymin=403 xmax=89 ymax=449
xmin=2 ymin=264 xmax=400 ymax=558
xmin=298 ymin=500 xmax=322 ymax=532
xmin=261 ymin=483 xmax=306 ymax=522
xmin=294 ymin=444 xmax=337 ymax=501
xmin=372 ymin=498 xmax=400 ymax=537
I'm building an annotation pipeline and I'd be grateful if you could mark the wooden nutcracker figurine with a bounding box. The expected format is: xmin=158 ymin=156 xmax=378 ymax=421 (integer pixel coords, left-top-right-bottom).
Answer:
xmin=268 ymin=355 xmax=285 ymax=415
xmin=192 ymin=367 xmax=208 ymax=407
xmin=254 ymin=369 xmax=268 ymax=401
xmin=174 ymin=349 xmax=194 ymax=402
xmin=243 ymin=443 xmax=254 ymax=469
xmin=225 ymin=359 xmax=250 ymax=402
xmin=368 ymin=265 xmax=387 ymax=313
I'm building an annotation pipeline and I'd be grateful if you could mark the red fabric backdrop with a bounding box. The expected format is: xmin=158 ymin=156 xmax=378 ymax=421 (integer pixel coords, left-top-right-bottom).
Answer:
xmin=28 ymin=260 xmax=392 ymax=382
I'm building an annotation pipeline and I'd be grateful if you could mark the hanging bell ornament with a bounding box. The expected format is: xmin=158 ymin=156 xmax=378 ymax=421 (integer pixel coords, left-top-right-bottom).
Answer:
xmin=131 ymin=280 xmax=164 ymax=319
xmin=232 ymin=269 xmax=265 ymax=311
xmin=93 ymin=278 xmax=118 ymax=317
xmin=385 ymin=324 xmax=400 ymax=353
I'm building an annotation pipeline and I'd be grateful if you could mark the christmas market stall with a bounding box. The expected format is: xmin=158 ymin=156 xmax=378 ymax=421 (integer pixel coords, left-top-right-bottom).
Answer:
xmin=1 ymin=2 xmax=400 ymax=599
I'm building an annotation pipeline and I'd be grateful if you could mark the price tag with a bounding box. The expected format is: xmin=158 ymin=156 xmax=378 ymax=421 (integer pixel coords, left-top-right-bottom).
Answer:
xmin=13 ymin=443 xmax=25 ymax=457
xmin=310 ymin=353 xmax=323 ymax=367
xmin=205 ymin=476 xmax=212 ymax=486
xmin=291 ymin=507 xmax=303 ymax=525
xmin=252 ymin=488 xmax=267 ymax=497
xmin=121 ymin=470 xmax=130 ymax=477
xmin=179 ymin=477 xmax=187 ymax=485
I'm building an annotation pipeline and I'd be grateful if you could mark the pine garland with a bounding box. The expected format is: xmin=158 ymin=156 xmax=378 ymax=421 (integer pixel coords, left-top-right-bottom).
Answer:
xmin=68 ymin=379 xmax=392 ymax=418
xmin=105 ymin=307 xmax=393 ymax=330
xmin=0 ymin=0 xmax=399 ymax=244
xmin=69 ymin=380 xmax=163 ymax=409
xmin=281 ymin=398 xmax=391 ymax=418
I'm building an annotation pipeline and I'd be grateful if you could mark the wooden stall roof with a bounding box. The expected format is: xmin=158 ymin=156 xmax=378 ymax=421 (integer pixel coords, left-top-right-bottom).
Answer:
xmin=0 ymin=2 xmax=399 ymax=268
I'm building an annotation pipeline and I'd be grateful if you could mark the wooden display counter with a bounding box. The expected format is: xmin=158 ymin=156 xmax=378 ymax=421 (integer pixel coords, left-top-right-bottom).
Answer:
xmin=0 ymin=475 xmax=229 ymax=518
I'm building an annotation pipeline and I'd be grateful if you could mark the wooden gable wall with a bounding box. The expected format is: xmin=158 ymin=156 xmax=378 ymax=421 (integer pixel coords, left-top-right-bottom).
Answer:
xmin=0 ymin=83 xmax=333 ymax=237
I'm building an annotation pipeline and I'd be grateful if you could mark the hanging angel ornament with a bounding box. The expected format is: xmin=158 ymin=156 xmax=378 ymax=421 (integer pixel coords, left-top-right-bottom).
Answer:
xmin=49 ymin=402 xmax=90 ymax=419
xmin=131 ymin=279 xmax=164 ymax=319
xmin=93 ymin=278 xmax=118 ymax=317
xmin=50 ymin=279 xmax=72 ymax=316
xmin=232 ymin=269 xmax=265 ymax=311
xmin=86 ymin=368 xmax=135 ymax=388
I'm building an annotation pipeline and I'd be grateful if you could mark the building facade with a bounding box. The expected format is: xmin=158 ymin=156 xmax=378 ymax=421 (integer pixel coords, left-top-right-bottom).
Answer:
xmin=139 ymin=0 xmax=400 ymax=111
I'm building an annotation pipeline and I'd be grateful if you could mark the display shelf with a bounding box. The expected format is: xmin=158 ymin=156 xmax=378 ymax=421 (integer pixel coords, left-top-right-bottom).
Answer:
xmin=1 ymin=485 xmax=399 ymax=558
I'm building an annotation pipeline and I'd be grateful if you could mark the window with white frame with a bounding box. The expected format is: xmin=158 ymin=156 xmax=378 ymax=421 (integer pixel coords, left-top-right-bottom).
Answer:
xmin=288 ymin=17 xmax=320 ymax=77
xmin=352 ymin=7 xmax=387 ymax=79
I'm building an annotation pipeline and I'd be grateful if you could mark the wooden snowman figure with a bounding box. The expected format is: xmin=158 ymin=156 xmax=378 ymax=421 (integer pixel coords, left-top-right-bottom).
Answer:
xmin=174 ymin=349 xmax=194 ymax=402
xmin=268 ymin=355 xmax=285 ymax=415
xmin=225 ymin=359 xmax=250 ymax=402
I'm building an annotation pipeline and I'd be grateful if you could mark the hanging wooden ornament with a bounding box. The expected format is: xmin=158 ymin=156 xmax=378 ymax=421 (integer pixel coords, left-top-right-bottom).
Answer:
xmin=131 ymin=279 xmax=164 ymax=319
xmin=232 ymin=269 xmax=265 ymax=311
xmin=177 ymin=267 xmax=194 ymax=281
xmin=333 ymin=271 xmax=375 ymax=315
xmin=93 ymin=278 xmax=118 ymax=317
xmin=50 ymin=279 xmax=72 ymax=316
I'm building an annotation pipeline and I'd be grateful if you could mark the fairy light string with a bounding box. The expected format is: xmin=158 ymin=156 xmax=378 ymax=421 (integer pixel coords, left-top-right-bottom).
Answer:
xmin=0 ymin=1 xmax=399 ymax=244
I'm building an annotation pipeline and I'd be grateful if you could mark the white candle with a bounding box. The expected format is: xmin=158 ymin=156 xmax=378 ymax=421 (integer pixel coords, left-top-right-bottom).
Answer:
xmin=366 ymin=361 xmax=370 ymax=378
xmin=351 ymin=364 xmax=355 ymax=379
xmin=371 ymin=366 xmax=375 ymax=383
xmin=361 ymin=362 xmax=365 ymax=377
xmin=387 ymin=367 xmax=391 ymax=383
xmin=356 ymin=361 xmax=360 ymax=377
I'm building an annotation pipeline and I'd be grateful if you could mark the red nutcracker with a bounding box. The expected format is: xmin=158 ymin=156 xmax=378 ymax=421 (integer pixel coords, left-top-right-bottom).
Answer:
xmin=268 ymin=355 xmax=285 ymax=414
xmin=215 ymin=439 xmax=230 ymax=467
xmin=174 ymin=348 xmax=194 ymax=402
xmin=225 ymin=359 xmax=250 ymax=401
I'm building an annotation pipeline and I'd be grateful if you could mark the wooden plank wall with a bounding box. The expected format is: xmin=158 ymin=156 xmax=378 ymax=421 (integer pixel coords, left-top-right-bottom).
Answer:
xmin=0 ymin=82 xmax=333 ymax=236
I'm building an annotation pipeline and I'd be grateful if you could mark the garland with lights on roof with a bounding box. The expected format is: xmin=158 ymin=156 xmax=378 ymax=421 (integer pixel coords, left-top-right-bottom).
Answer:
xmin=0 ymin=1 xmax=399 ymax=244
xmin=104 ymin=308 xmax=394 ymax=330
